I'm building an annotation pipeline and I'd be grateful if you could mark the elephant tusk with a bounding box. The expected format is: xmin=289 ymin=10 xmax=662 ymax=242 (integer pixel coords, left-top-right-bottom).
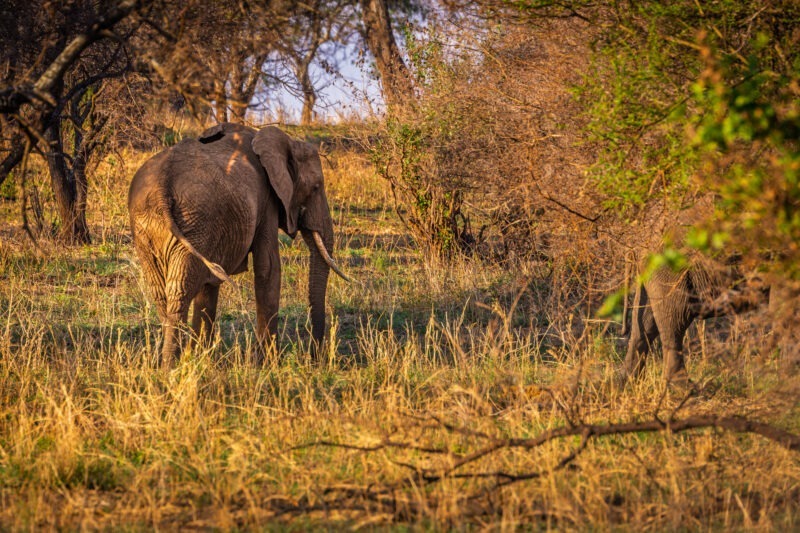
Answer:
xmin=312 ymin=231 xmax=352 ymax=282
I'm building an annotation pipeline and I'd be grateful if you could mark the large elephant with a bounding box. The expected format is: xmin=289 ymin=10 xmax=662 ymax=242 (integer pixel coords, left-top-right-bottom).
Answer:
xmin=128 ymin=122 xmax=348 ymax=366
xmin=623 ymin=258 xmax=768 ymax=382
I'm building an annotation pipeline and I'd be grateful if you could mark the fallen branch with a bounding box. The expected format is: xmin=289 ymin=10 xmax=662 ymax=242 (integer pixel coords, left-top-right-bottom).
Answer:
xmin=444 ymin=415 xmax=800 ymax=478
xmin=289 ymin=438 xmax=455 ymax=457
xmin=268 ymin=412 xmax=800 ymax=523
xmin=293 ymin=413 xmax=800 ymax=484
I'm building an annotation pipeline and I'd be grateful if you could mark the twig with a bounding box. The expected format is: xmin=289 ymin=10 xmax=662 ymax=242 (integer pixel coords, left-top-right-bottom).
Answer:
xmin=288 ymin=438 xmax=453 ymax=456
xmin=534 ymin=182 xmax=600 ymax=223
xmin=294 ymin=414 xmax=800 ymax=484
xmin=279 ymin=413 xmax=800 ymax=521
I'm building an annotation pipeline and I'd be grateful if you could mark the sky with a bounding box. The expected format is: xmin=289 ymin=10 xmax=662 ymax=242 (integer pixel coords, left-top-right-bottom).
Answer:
xmin=253 ymin=43 xmax=386 ymax=124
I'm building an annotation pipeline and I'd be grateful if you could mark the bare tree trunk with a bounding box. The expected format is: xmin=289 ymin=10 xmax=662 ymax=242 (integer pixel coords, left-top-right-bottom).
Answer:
xmin=229 ymin=99 xmax=246 ymax=122
xmin=228 ymin=52 xmax=268 ymax=123
xmin=298 ymin=66 xmax=317 ymax=125
xmin=71 ymin=128 xmax=91 ymax=244
xmin=216 ymin=99 xmax=230 ymax=123
xmin=359 ymin=0 xmax=414 ymax=110
xmin=44 ymin=120 xmax=90 ymax=245
xmin=229 ymin=62 xmax=248 ymax=122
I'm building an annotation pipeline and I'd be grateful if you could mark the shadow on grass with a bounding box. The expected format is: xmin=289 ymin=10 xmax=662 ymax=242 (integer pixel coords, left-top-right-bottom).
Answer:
xmin=2 ymin=320 xmax=154 ymax=359
xmin=2 ymin=255 xmax=562 ymax=369
xmin=1 ymin=253 xmax=134 ymax=289
xmin=339 ymin=231 xmax=413 ymax=252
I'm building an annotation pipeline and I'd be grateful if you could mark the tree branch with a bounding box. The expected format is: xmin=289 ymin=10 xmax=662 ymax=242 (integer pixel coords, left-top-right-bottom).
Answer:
xmin=295 ymin=413 xmax=800 ymax=486
xmin=0 ymin=0 xmax=141 ymax=114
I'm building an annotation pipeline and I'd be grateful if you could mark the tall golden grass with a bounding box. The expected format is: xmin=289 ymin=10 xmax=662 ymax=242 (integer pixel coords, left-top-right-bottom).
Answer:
xmin=0 ymin=140 xmax=797 ymax=529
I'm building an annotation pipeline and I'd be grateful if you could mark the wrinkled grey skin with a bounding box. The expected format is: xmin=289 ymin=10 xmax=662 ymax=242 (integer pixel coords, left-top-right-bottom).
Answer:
xmin=128 ymin=123 xmax=336 ymax=366
xmin=624 ymin=262 xmax=768 ymax=382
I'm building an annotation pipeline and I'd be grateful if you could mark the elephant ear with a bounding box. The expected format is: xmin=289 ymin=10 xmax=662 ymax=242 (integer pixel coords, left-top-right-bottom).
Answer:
xmin=252 ymin=126 xmax=297 ymax=236
xmin=198 ymin=124 xmax=225 ymax=143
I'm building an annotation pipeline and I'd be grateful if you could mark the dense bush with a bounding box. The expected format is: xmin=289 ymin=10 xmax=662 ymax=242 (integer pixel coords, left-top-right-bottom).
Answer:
xmin=367 ymin=1 xmax=800 ymax=362
xmin=368 ymin=18 xmax=600 ymax=263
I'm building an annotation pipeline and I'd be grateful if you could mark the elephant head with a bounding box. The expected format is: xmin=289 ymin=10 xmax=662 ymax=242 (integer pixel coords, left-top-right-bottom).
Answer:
xmin=251 ymin=126 xmax=349 ymax=349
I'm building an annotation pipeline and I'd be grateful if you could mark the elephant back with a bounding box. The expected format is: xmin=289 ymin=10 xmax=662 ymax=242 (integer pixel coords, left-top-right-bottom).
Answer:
xmin=199 ymin=122 xmax=257 ymax=145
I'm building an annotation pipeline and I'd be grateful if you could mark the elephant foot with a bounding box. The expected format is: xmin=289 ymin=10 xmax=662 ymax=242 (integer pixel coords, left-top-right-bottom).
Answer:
xmin=154 ymin=350 xmax=175 ymax=372
xmin=308 ymin=338 xmax=328 ymax=366
xmin=664 ymin=368 xmax=698 ymax=395
xmin=253 ymin=337 xmax=280 ymax=367
xmin=613 ymin=366 xmax=633 ymax=388
xmin=623 ymin=348 xmax=648 ymax=380
xmin=663 ymin=349 xmax=688 ymax=383
xmin=162 ymin=350 xmax=180 ymax=371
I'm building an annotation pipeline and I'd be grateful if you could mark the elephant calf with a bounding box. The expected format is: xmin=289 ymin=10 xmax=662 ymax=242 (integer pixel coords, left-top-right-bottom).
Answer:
xmin=624 ymin=259 xmax=769 ymax=382
xmin=128 ymin=122 xmax=349 ymax=367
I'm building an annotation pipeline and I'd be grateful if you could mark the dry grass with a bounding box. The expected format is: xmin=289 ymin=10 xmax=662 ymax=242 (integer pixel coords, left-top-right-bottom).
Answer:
xmin=0 ymin=139 xmax=798 ymax=530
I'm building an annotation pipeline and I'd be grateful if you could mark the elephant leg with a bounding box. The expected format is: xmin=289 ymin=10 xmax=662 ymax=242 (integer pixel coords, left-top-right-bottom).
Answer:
xmin=162 ymin=306 xmax=190 ymax=369
xmin=191 ymin=283 xmax=220 ymax=348
xmin=660 ymin=323 xmax=692 ymax=383
xmin=663 ymin=347 xmax=687 ymax=382
xmin=252 ymin=237 xmax=280 ymax=364
xmin=649 ymin=288 xmax=695 ymax=383
xmin=624 ymin=283 xmax=659 ymax=378
xmin=137 ymin=249 xmax=172 ymax=367
xmin=161 ymin=261 xmax=201 ymax=368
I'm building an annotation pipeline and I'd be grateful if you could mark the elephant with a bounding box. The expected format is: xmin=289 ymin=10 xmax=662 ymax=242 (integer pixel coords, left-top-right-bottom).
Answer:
xmin=623 ymin=257 xmax=769 ymax=382
xmin=128 ymin=122 xmax=349 ymax=367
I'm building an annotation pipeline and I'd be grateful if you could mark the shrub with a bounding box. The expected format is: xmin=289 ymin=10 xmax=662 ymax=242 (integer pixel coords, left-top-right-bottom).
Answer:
xmin=368 ymin=17 xmax=599 ymax=263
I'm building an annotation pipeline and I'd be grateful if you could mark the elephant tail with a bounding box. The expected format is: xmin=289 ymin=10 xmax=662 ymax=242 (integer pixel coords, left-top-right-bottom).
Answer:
xmin=168 ymin=220 xmax=235 ymax=286
xmin=158 ymin=196 xmax=235 ymax=286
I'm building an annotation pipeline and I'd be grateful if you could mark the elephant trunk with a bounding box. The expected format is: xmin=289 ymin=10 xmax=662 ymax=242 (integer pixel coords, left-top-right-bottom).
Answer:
xmin=301 ymin=216 xmax=334 ymax=356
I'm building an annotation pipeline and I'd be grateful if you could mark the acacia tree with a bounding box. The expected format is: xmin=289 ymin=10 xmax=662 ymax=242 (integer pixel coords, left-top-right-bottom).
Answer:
xmin=200 ymin=3 xmax=279 ymax=123
xmin=526 ymin=0 xmax=800 ymax=271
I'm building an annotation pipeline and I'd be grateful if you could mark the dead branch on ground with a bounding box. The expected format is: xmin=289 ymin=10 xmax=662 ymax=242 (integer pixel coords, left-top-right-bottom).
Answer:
xmin=274 ymin=411 xmax=800 ymax=521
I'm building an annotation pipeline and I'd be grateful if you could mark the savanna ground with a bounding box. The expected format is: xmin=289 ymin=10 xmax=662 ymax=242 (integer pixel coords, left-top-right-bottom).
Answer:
xmin=0 ymin=128 xmax=798 ymax=530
